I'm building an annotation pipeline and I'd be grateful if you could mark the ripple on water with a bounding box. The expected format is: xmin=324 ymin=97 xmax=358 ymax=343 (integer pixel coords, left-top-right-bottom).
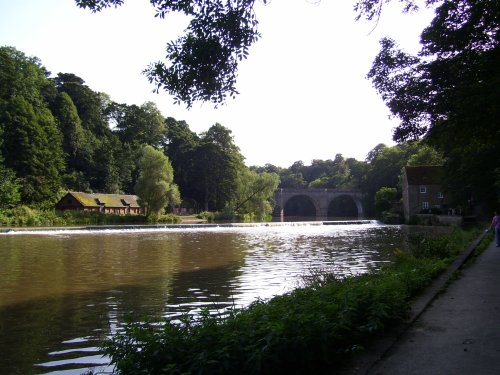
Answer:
xmin=34 ymin=336 xmax=111 ymax=375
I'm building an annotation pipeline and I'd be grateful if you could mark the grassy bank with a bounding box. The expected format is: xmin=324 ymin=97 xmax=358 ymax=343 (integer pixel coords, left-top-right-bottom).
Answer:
xmin=0 ymin=206 xmax=180 ymax=227
xmin=101 ymin=227 xmax=482 ymax=375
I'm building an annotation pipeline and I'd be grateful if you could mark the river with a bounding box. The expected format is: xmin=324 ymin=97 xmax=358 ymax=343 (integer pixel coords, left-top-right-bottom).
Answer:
xmin=0 ymin=222 xmax=443 ymax=374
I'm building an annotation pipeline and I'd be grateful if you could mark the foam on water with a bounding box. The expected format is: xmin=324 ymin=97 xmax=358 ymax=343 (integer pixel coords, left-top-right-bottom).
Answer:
xmin=0 ymin=220 xmax=379 ymax=236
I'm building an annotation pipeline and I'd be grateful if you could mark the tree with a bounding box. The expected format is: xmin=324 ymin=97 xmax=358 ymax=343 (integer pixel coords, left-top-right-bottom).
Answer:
xmin=354 ymin=0 xmax=420 ymax=22
xmin=53 ymin=73 xmax=143 ymax=194
xmin=374 ymin=186 xmax=398 ymax=217
xmin=363 ymin=143 xmax=419 ymax=214
xmin=250 ymin=163 xmax=283 ymax=175
xmin=51 ymin=92 xmax=93 ymax=174
xmin=0 ymin=125 xmax=20 ymax=208
xmin=367 ymin=0 xmax=500 ymax=207
xmin=232 ymin=169 xmax=279 ymax=220
xmin=1 ymin=96 xmax=64 ymax=203
xmin=76 ymin=0 xmax=424 ymax=108
xmin=135 ymin=145 xmax=180 ymax=219
xmin=114 ymin=142 xmax=142 ymax=194
xmin=344 ymin=157 xmax=368 ymax=189
xmin=92 ymin=137 xmax=121 ymax=193
xmin=0 ymin=47 xmax=65 ymax=204
xmin=111 ymin=101 xmax=167 ymax=147
xmin=163 ymin=117 xmax=200 ymax=203
xmin=279 ymin=171 xmax=307 ymax=189
xmin=0 ymin=46 xmax=53 ymax=106
xmin=54 ymin=73 xmax=111 ymax=136
xmin=365 ymin=143 xmax=387 ymax=164
xmin=406 ymin=143 xmax=444 ymax=167
xmin=302 ymin=159 xmax=331 ymax=183
xmin=76 ymin=0 xmax=265 ymax=107
xmin=192 ymin=123 xmax=244 ymax=211
xmin=0 ymin=164 xmax=21 ymax=208
xmin=75 ymin=0 xmax=433 ymax=109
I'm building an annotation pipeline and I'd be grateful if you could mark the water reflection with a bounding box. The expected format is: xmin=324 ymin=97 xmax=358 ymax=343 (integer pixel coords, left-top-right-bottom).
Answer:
xmin=0 ymin=223 xmax=439 ymax=374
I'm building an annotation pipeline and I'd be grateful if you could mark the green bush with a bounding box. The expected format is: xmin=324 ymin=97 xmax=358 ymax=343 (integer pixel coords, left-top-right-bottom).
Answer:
xmin=103 ymin=259 xmax=444 ymax=375
xmin=157 ymin=213 xmax=182 ymax=224
xmin=196 ymin=211 xmax=215 ymax=222
xmin=406 ymin=228 xmax=471 ymax=260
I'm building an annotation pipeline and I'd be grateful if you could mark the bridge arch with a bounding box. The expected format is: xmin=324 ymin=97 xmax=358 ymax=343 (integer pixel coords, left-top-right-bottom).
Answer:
xmin=327 ymin=194 xmax=361 ymax=218
xmin=282 ymin=194 xmax=319 ymax=217
xmin=274 ymin=188 xmax=365 ymax=220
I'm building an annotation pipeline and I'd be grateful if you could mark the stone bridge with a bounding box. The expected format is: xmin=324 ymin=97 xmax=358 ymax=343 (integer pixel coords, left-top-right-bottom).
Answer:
xmin=273 ymin=188 xmax=365 ymax=219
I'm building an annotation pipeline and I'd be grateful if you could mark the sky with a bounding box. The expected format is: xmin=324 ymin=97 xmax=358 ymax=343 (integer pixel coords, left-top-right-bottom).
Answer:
xmin=0 ymin=0 xmax=435 ymax=167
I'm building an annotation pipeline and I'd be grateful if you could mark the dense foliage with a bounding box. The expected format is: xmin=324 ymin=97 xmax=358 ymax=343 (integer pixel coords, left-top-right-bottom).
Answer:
xmin=73 ymin=0 xmax=500 ymax=212
xmin=102 ymin=228 xmax=478 ymax=374
xmin=0 ymin=45 xmax=452 ymax=222
xmin=367 ymin=0 xmax=500 ymax=208
xmin=0 ymin=46 xmax=282 ymax=221
xmin=135 ymin=145 xmax=180 ymax=219
xmin=0 ymin=40 xmax=491 ymax=221
xmin=76 ymin=0 xmax=266 ymax=107
xmin=72 ymin=0 xmax=433 ymax=109
xmin=251 ymin=142 xmax=443 ymax=217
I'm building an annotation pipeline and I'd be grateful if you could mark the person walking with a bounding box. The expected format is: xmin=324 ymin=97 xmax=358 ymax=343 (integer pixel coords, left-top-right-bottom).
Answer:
xmin=490 ymin=211 xmax=500 ymax=247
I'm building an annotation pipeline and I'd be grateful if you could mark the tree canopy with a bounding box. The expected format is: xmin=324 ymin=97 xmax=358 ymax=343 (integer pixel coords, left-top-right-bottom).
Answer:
xmin=3 ymin=27 xmax=497 ymax=217
xmin=368 ymin=0 xmax=500 ymax=206
xmin=0 ymin=47 xmax=65 ymax=204
xmin=74 ymin=0 xmax=500 ymax=209
xmin=74 ymin=0 xmax=407 ymax=108
xmin=76 ymin=0 xmax=266 ymax=108
xmin=135 ymin=145 xmax=180 ymax=218
xmin=0 ymin=45 xmax=283 ymax=217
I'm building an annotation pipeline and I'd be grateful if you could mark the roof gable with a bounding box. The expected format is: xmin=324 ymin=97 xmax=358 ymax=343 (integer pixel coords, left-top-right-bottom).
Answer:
xmin=404 ymin=166 xmax=444 ymax=185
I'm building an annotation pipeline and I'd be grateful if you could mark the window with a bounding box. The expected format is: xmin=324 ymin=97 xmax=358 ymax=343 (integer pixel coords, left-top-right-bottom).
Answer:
xmin=419 ymin=186 xmax=427 ymax=193
xmin=422 ymin=202 xmax=429 ymax=209
xmin=438 ymin=192 xmax=444 ymax=199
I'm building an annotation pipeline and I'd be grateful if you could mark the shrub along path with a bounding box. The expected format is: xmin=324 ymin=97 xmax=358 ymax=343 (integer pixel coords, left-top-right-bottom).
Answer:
xmin=340 ymin=230 xmax=500 ymax=374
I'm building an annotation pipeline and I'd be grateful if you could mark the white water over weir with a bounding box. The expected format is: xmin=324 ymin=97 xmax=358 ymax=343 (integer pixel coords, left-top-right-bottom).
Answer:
xmin=0 ymin=220 xmax=376 ymax=234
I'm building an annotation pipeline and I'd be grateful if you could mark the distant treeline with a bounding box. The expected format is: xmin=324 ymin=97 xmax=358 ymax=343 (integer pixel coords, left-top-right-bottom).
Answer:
xmin=0 ymin=46 xmax=452 ymax=219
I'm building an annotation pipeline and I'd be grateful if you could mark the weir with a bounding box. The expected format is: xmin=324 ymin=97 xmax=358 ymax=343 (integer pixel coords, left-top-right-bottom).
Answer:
xmin=0 ymin=220 xmax=377 ymax=234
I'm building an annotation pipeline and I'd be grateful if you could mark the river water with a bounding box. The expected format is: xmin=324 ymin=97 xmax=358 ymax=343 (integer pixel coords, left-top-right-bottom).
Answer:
xmin=0 ymin=222 xmax=442 ymax=374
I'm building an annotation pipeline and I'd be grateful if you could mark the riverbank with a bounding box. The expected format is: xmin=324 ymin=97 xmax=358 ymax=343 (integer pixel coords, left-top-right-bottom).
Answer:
xmin=0 ymin=206 xmax=181 ymax=228
xmin=99 ymin=227 xmax=485 ymax=375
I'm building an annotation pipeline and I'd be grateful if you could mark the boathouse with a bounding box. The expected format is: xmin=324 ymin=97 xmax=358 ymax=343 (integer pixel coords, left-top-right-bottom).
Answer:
xmin=55 ymin=192 xmax=145 ymax=215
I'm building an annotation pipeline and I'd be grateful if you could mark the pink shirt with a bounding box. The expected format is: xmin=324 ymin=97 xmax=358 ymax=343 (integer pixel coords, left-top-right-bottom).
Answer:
xmin=492 ymin=215 xmax=500 ymax=229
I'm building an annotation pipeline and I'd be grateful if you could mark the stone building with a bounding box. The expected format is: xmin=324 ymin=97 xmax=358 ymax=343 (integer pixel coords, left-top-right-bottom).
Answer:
xmin=401 ymin=166 xmax=449 ymax=223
